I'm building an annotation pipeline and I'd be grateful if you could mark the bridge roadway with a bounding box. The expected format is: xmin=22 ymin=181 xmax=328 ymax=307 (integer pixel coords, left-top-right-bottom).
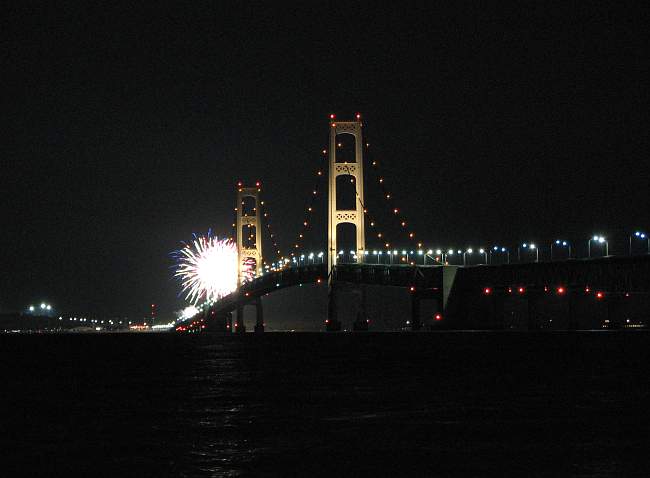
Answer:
xmin=180 ymin=255 xmax=650 ymax=332
xmin=181 ymin=263 xmax=448 ymax=332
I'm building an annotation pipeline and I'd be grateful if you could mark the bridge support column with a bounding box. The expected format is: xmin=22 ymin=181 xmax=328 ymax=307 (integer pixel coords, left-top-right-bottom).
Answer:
xmin=489 ymin=293 xmax=506 ymax=329
xmin=567 ymin=292 xmax=579 ymax=330
xmin=606 ymin=296 xmax=623 ymax=329
xmin=326 ymin=283 xmax=342 ymax=331
xmin=207 ymin=310 xmax=230 ymax=334
xmin=235 ymin=305 xmax=246 ymax=333
xmin=353 ymin=286 xmax=369 ymax=331
xmin=254 ymin=297 xmax=264 ymax=333
xmin=410 ymin=293 xmax=422 ymax=331
xmin=527 ymin=292 xmax=541 ymax=330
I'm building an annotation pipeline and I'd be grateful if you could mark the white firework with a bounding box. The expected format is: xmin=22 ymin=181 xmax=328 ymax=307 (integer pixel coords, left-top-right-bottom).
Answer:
xmin=174 ymin=235 xmax=245 ymax=305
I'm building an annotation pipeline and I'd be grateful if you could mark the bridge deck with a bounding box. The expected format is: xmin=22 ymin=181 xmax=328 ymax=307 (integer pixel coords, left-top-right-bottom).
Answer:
xmin=181 ymin=255 xmax=650 ymax=327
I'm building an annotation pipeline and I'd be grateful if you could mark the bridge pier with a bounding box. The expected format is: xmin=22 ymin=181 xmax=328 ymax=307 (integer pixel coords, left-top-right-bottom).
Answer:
xmin=205 ymin=310 xmax=230 ymax=333
xmin=567 ymin=291 xmax=579 ymax=330
xmin=352 ymin=286 xmax=369 ymax=331
xmin=226 ymin=312 xmax=233 ymax=332
xmin=527 ymin=291 xmax=541 ymax=330
xmin=326 ymin=283 xmax=342 ymax=331
xmin=410 ymin=294 xmax=422 ymax=331
xmin=606 ymin=296 xmax=624 ymax=329
xmin=235 ymin=305 xmax=246 ymax=333
xmin=489 ymin=292 xmax=506 ymax=329
xmin=254 ymin=297 xmax=264 ymax=333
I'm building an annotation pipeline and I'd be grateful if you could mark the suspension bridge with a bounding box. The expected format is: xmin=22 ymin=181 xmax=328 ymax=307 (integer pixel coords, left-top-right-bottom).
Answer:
xmin=177 ymin=115 xmax=650 ymax=333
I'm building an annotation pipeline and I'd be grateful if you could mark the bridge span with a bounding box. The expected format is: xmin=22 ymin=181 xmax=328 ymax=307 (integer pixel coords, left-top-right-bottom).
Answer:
xmin=178 ymin=255 xmax=650 ymax=332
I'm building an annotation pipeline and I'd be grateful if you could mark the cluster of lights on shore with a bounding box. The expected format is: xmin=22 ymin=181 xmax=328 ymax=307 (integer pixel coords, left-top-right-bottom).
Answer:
xmin=56 ymin=316 xmax=127 ymax=325
xmin=28 ymin=302 xmax=53 ymax=312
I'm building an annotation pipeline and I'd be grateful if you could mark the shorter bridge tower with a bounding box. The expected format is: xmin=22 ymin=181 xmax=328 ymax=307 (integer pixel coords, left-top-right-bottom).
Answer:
xmin=236 ymin=182 xmax=263 ymax=282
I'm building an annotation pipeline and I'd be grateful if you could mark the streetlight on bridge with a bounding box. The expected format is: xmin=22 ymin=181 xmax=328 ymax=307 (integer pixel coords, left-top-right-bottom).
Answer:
xmin=478 ymin=248 xmax=487 ymax=264
xmin=435 ymin=249 xmax=443 ymax=264
xmin=490 ymin=246 xmax=510 ymax=264
xmin=423 ymin=249 xmax=434 ymax=265
xmin=629 ymin=231 xmax=649 ymax=255
xmin=551 ymin=240 xmax=571 ymax=260
xmin=588 ymin=235 xmax=608 ymax=257
xmin=463 ymin=248 xmax=473 ymax=265
xmin=446 ymin=249 xmax=454 ymax=265
xmin=517 ymin=243 xmax=538 ymax=262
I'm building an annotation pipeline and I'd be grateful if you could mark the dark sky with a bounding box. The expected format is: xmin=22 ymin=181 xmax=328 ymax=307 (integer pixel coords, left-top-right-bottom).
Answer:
xmin=2 ymin=3 xmax=648 ymax=319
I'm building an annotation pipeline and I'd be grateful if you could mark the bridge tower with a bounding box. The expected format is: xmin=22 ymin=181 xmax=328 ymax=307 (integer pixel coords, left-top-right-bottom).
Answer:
xmin=236 ymin=183 xmax=263 ymax=281
xmin=327 ymin=115 xmax=366 ymax=331
xmin=327 ymin=116 xmax=366 ymax=276
xmin=236 ymin=183 xmax=264 ymax=333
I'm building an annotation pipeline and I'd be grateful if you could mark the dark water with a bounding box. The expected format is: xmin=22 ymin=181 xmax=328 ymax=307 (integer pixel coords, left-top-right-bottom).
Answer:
xmin=2 ymin=332 xmax=650 ymax=477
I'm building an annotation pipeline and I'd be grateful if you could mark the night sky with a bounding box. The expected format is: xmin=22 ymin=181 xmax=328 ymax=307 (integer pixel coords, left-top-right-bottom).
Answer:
xmin=2 ymin=3 xmax=648 ymax=319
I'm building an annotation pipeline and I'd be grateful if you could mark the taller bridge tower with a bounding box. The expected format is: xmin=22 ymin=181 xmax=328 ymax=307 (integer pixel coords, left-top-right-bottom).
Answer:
xmin=326 ymin=115 xmax=367 ymax=331
xmin=327 ymin=116 xmax=366 ymax=278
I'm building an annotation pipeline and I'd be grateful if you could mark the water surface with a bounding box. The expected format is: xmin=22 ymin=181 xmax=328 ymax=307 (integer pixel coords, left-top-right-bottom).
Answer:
xmin=2 ymin=332 xmax=649 ymax=477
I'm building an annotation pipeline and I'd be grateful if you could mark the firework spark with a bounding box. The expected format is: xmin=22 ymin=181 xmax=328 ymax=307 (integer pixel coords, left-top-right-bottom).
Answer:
xmin=174 ymin=234 xmax=250 ymax=305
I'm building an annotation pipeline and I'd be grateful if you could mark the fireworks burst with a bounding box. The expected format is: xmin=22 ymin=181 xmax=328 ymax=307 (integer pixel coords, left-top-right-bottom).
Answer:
xmin=173 ymin=234 xmax=251 ymax=305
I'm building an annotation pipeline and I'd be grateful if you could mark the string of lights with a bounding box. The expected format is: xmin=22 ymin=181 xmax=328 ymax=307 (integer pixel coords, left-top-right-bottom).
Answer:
xmin=258 ymin=199 xmax=283 ymax=262
xmin=286 ymin=148 xmax=328 ymax=257
xmin=363 ymin=141 xmax=427 ymax=258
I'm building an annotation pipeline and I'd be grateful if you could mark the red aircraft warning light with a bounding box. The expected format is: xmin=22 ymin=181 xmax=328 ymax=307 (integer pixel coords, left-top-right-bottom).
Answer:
xmin=518 ymin=287 xmax=526 ymax=294
xmin=557 ymin=286 xmax=566 ymax=295
xmin=483 ymin=287 xmax=492 ymax=295
xmin=434 ymin=313 xmax=443 ymax=321
xmin=596 ymin=291 xmax=605 ymax=300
